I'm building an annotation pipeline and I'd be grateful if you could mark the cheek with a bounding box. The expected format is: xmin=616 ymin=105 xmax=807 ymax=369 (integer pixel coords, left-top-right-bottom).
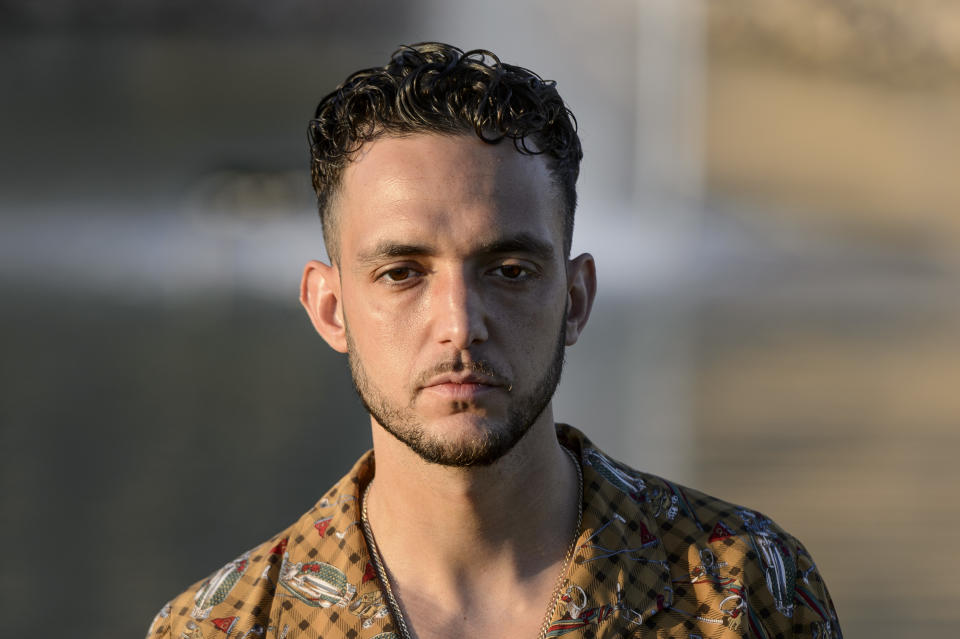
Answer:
xmin=347 ymin=295 xmax=424 ymax=371
xmin=493 ymin=291 xmax=565 ymax=357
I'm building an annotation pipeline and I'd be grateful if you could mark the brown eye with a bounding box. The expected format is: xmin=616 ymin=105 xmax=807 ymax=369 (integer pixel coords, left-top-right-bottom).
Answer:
xmin=384 ymin=268 xmax=411 ymax=281
xmin=497 ymin=265 xmax=526 ymax=279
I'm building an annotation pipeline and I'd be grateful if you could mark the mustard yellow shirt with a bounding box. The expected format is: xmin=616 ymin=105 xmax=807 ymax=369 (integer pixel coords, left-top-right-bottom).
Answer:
xmin=147 ymin=425 xmax=841 ymax=638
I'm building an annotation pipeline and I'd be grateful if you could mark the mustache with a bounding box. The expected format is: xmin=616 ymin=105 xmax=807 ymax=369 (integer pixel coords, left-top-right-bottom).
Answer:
xmin=414 ymin=358 xmax=511 ymax=388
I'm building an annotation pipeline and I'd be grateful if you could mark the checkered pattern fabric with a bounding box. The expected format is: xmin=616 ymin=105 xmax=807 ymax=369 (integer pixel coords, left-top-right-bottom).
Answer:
xmin=147 ymin=425 xmax=841 ymax=638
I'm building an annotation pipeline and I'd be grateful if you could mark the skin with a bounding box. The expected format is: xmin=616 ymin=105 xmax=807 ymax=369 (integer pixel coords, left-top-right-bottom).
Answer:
xmin=300 ymin=133 xmax=596 ymax=638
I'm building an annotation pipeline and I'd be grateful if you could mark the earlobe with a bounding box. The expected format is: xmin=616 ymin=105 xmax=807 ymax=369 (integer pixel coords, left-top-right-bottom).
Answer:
xmin=564 ymin=253 xmax=597 ymax=346
xmin=300 ymin=260 xmax=348 ymax=353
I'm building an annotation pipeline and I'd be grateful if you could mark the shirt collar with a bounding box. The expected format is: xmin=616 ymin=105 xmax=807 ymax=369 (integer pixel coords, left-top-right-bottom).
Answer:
xmin=279 ymin=452 xmax=387 ymax=630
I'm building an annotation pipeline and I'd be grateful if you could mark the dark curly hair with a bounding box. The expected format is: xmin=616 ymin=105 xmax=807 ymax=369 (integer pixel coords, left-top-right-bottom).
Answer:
xmin=308 ymin=42 xmax=583 ymax=262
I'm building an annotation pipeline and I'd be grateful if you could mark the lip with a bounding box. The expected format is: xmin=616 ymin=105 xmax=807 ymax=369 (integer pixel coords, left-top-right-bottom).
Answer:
xmin=423 ymin=372 xmax=501 ymax=387
xmin=419 ymin=372 xmax=506 ymax=400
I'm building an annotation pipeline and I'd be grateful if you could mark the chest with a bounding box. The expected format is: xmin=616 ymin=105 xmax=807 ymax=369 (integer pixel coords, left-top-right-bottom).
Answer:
xmin=393 ymin=580 xmax=558 ymax=639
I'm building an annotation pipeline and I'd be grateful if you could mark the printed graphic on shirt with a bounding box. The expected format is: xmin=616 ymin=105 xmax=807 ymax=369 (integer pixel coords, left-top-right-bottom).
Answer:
xmin=668 ymin=572 xmax=747 ymax=632
xmin=708 ymin=520 xmax=735 ymax=543
xmin=266 ymin=623 xmax=289 ymax=639
xmin=547 ymin=583 xmax=646 ymax=637
xmin=663 ymin=480 xmax=703 ymax=529
xmin=348 ymin=590 xmax=390 ymax=628
xmin=548 ymin=584 xmax=616 ymax=636
xmin=718 ymin=577 xmax=747 ymax=630
xmin=314 ymin=516 xmax=332 ymax=536
xmin=237 ymin=623 xmax=265 ymax=639
xmin=737 ymin=508 xmax=796 ymax=617
xmin=584 ymin=447 xmax=646 ymax=499
xmin=210 ymin=616 xmax=238 ymax=634
xmin=638 ymin=521 xmax=659 ymax=547
xmin=180 ymin=619 xmax=205 ymax=639
xmin=191 ymin=552 xmax=251 ymax=619
xmin=644 ymin=484 xmax=677 ymax=520
xmin=269 ymin=538 xmax=288 ymax=556
xmin=578 ymin=512 xmax=662 ymax=561
xmin=362 ymin=561 xmax=377 ymax=583
xmin=278 ymin=552 xmax=357 ymax=607
xmin=690 ymin=547 xmax=727 ymax=582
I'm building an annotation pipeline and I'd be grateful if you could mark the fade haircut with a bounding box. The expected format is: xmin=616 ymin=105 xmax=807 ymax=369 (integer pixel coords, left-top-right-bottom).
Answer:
xmin=308 ymin=41 xmax=583 ymax=263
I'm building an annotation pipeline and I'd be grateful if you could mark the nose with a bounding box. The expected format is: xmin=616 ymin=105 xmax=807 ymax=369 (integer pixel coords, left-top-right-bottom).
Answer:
xmin=431 ymin=265 xmax=488 ymax=349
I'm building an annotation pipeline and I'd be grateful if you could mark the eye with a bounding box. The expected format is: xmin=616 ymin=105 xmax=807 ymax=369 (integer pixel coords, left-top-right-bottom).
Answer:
xmin=382 ymin=267 xmax=415 ymax=282
xmin=497 ymin=264 xmax=525 ymax=279
xmin=492 ymin=263 xmax=536 ymax=280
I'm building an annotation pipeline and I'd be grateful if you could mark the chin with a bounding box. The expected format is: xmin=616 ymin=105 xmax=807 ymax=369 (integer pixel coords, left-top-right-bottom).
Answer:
xmin=383 ymin=413 xmax=534 ymax=468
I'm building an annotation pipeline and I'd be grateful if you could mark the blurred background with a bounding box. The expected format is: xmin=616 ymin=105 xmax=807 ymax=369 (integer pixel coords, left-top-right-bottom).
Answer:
xmin=2 ymin=1 xmax=958 ymax=636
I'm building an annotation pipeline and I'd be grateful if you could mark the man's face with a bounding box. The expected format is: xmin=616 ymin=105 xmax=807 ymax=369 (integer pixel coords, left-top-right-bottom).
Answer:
xmin=324 ymin=133 xmax=575 ymax=466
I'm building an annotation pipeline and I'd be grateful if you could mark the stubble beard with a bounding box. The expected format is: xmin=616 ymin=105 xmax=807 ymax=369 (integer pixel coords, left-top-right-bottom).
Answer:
xmin=346 ymin=318 xmax=567 ymax=468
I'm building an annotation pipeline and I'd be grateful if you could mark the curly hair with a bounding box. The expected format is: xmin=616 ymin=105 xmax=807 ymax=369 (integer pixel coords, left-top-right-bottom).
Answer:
xmin=308 ymin=42 xmax=583 ymax=262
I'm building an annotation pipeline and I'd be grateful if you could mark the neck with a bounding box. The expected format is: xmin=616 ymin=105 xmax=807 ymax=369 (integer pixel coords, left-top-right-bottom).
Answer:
xmin=364 ymin=410 xmax=580 ymax=586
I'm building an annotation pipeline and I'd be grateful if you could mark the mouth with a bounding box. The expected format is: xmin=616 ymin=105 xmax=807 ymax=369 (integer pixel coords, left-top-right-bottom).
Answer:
xmin=418 ymin=370 xmax=509 ymax=401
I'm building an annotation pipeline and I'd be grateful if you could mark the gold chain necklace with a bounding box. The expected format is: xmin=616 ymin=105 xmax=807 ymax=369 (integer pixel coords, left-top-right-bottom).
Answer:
xmin=360 ymin=446 xmax=584 ymax=639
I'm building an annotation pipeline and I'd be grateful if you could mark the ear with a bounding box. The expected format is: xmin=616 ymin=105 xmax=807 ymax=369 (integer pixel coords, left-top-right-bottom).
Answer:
xmin=564 ymin=253 xmax=597 ymax=346
xmin=300 ymin=260 xmax=348 ymax=353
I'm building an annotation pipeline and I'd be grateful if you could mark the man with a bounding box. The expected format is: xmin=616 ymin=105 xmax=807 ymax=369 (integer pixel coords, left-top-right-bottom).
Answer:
xmin=148 ymin=42 xmax=841 ymax=639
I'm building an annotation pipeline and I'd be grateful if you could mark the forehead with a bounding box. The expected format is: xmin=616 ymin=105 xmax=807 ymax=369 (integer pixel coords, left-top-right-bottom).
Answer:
xmin=333 ymin=133 xmax=563 ymax=257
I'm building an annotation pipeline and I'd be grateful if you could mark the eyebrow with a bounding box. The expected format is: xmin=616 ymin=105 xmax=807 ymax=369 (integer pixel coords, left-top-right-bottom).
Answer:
xmin=476 ymin=233 xmax=555 ymax=261
xmin=357 ymin=242 xmax=435 ymax=265
xmin=357 ymin=232 xmax=556 ymax=265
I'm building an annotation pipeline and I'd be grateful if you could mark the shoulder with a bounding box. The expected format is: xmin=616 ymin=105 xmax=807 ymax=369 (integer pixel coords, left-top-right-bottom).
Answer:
xmin=653 ymin=478 xmax=841 ymax=637
xmin=580 ymin=441 xmax=803 ymax=571
xmin=145 ymin=533 xmax=292 ymax=639
xmin=572 ymin=434 xmax=842 ymax=638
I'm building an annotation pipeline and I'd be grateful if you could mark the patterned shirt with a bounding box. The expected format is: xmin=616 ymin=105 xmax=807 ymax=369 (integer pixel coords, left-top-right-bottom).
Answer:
xmin=147 ymin=425 xmax=841 ymax=638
